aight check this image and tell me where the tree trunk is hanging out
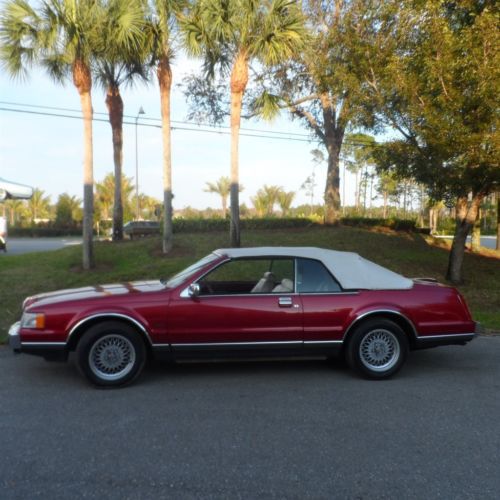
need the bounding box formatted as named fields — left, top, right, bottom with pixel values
left=229, top=51, right=249, bottom=247
left=355, top=170, right=360, bottom=211
left=471, top=209, right=481, bottom=252
left=321, top=93, right=343, bottom=224
left=383, top=191, right=388, bottom=219
left=324, top=139, right=342, bottom=224
left=105, top=84, right=124, bottom=241
left=429, top=208, right=434, bottom=233
left=446, top=195, right=482, bottom=284
left=158, top=55, right=174, bottom=254
left=496, top=192, right=500, bottom=251
left=73, top=59, right=94, bottom=270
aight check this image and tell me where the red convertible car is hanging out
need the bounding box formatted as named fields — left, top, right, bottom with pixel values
left=8, top=247, right=478, bottom=386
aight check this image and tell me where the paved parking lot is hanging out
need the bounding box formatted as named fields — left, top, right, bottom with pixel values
left=1, top=237, right=81, bottom=255
left=1, top=336, right=499, bottom=499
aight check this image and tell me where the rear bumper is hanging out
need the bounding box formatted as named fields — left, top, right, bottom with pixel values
left=8, top=321, right=68, bottom=361
left=415, top=323, right=481, bottom=349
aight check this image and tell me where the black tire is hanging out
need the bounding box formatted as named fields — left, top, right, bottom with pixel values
left=76, top=321, right=147, bottom=387
left=345, top=318, right=409, bottom=379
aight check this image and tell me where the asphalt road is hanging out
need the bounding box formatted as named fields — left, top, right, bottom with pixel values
left=1, top=336, right=500, bottom=499
left=2, top=237, right=82, bottom=255
left=435, top=235, right=497, bottom=250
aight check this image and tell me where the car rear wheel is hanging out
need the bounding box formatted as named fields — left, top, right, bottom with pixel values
left=346, top=318, right=409, bottom=379
left=76, top=321, right=146, bottom=387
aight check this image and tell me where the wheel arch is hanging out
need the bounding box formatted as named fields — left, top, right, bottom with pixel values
left=342, top=310, right=418, bottom=349
left=66, top=313, right=153, bottom=351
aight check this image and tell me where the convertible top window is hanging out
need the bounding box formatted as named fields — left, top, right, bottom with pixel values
left=296, top=258, right=342, bottom=293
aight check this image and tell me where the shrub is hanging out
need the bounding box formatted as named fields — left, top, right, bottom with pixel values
left=340, top=217, right=417, bottom=232
left=172, top=217, right=319, bottom=233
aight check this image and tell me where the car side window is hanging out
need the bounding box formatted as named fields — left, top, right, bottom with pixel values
left=296, top=258, right=342, bottom=293
left=198, top=258, right=294, bottom=295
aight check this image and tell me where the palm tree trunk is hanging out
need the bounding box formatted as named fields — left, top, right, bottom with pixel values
left=446, top=195, right=482, bottom=283
left=222, top=196, right=228, bottom=218
left=229, top=51, right=249, bottom=247
left=158, top=55, right=173, bottom=254
left=73, top=59, right=94, bottom=270
left=105, top=84, right=124, bottom=241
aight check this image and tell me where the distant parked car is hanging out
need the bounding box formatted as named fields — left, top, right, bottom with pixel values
left=8, top=246, right=478, bottom=387
left=123, top=220, right=160, bottom=239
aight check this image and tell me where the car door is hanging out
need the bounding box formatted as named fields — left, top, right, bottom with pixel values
left=297, top=258, right=357, bottom=343
left=166, top=257, right=303, bottom=350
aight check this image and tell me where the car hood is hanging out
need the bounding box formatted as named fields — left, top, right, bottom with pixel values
left=23, top=280, right=166, bottom=309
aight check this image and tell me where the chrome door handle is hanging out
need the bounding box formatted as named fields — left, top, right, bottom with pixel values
left=278, top=297, right=293, bottom=307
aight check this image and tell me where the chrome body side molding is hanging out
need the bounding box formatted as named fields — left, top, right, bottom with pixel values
left=67, top=313, right=153, bottom=346
left=343, top=309, right=418, bottom=340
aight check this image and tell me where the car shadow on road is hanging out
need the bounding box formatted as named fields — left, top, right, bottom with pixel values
left=6, top=345, right=474, bottom=389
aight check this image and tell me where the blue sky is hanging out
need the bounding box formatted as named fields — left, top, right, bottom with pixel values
left=0, top=57, right=360, bottom=211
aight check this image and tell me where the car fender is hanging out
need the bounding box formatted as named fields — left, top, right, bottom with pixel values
left=66, top=310, right=153, bottom=350
left=342, top=307, right=418, bottom=343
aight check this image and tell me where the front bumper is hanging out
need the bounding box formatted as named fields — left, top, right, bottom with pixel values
left=8, top=321, right=68, bottom=361
left=8, top=322, right=21, bottom=352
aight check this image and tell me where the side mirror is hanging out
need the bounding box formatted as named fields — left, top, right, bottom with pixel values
left=188, top=283, right=200, bottom=298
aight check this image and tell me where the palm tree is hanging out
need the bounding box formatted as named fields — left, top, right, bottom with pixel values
left=0, top=0, right=105, bottom=269
left=93, top=0, right=148, bottom=242
left=144, top=0, right=186, bottom=254
left=277, top=190, right=295, bottom=217
left=252, top=185, right=282, bottom=217
left=182, top=0, right=304, bottom=246
left=205, top=176, right=244, bottom=217
left=3, top=199, right=26, bottom=226
left=1, top=0, right=144, bottom=266
left=251, top=192, right=267, bottom=218
left=28, top=189, right=51, bottom=223
left=95, top=172, right=134, bottom=222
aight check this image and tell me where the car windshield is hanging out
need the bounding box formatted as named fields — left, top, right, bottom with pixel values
left=163, top=253, right=220, bottom=289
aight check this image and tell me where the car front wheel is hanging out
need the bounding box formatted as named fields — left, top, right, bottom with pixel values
left=346, top=319, right=409, bottom=379
left=76, top=321, right=146, bottom=387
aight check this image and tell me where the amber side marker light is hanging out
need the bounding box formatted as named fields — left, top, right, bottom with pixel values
left=35, top=314, right=45, bottom=329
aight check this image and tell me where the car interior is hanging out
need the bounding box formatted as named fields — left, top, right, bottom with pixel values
left=197, top=257, right=341, bottom=295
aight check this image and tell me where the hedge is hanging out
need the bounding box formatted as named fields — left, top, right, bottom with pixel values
left=7, top=216, right=427, bottom=237
left=340, top=217, right=418, bottom=232
left=173, top=217, right=318, bottom=233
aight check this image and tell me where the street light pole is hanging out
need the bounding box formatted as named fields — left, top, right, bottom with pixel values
left=135, top=106, right=145, bottom=220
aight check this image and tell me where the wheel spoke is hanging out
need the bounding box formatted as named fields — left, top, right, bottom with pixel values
left=89, top=334, right=136, bottom=381
left=359, top=329, right=400, bottom=372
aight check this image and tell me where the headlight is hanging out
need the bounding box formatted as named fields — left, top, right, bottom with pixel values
left=20, top=312, right=45, bottom=329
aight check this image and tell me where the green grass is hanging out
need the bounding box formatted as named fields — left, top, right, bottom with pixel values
left=1, top=226, right=499, bottom=343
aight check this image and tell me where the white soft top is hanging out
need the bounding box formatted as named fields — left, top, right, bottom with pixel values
left=214, top=246, right=413, bottom=290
